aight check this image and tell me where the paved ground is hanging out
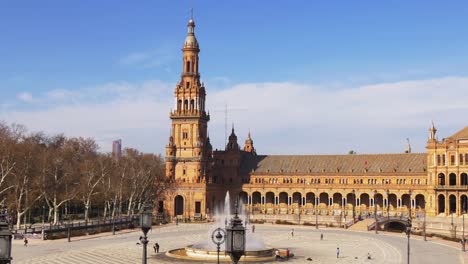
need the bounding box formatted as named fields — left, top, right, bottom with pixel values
left=12, top=223, right=464, bottom=264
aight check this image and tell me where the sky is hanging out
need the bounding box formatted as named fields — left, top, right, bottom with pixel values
left=1, top=1, right=468, bottom=155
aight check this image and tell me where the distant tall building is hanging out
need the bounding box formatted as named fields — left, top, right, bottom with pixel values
left=112, top=139, right=122, bottom=159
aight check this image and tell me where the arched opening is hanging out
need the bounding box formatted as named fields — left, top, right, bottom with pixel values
left=238, top=192, right=248, bottom=205
left=279, top=192, right=288, bottom=205
left=190, top=99, right=194, bottom=111
left=388, top=194, right=397, bottom=209
left=346, top=193, right=355, bottom=208
left=401, top=194, right=411, bottom=211
left=449, top=194, right=457, bottom=214
left=375, top=193, right=384, bottom=208
left=174, top=195, right=184, bottom=216
left=265, top=192, right=275, bottom=204
left=360, top=193, right=370, bottom=209
left=415, top=194, right=425, bottom=209
left=177, top=100, right=182, bottom=111
left=252, top=192, right=261, bottom=205
left=292, top=192, right=302, bottom=206
left=438, top=173, right=446, bottom=185
left=385, top=221, right=407, bottom=232
left=461, top=195, right=468, bottom=213
left=461, top=173, right=468, bottom=186
left=438, top=195, right=445, bottom=214
left=306, top=192, right=315, bottom=205
left=184, top=100, right=188, bottom=111
left=186, top=61, right=191, bottom=72
left=449, top=173, right=457, bottom=186
left=319, top=193, right=329, bottom=206
left=333, top=193, right=342, bottom=207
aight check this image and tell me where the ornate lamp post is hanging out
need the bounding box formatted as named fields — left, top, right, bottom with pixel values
left=226, top=200, right=246, bottom=264
left=139, top=204, right=153, bottom=264
left=406, top=215, right=412, bottom=264
left=0, top=222, right=12, bottom=264
left=211, top=227, right=226, bottom=264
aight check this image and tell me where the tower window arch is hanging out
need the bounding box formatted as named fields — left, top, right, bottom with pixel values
left=186, top=61, right=191, bottom=72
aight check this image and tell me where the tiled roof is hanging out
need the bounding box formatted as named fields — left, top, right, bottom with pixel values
left=447, top=126, right=468, bottom=140
left=240, top=153, right=427, bottom=175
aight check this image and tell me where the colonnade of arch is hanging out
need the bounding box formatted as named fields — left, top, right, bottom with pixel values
left=437, top=172, right=468, bottom=186
left=239, top=190, right=426, bottom=217
left=436, top=193, right=468, bottom=216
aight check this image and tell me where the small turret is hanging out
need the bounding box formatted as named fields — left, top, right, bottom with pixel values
left=243, top=131, right=256, bottom=154
left=226, top=125, right=239, bottom=151
left=405, top=138, right=411, bottom=153
left=429, top=121, right=437, bottom=141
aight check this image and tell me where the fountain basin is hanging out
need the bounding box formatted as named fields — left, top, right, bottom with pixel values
left=166, top=245, right=275, bottom=262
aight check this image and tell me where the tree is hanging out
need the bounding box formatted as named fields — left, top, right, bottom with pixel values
left=10, top=131, right=44, bottom=228
left=40, top=135, right=81, bottom=225
left=0, top=123, right=16, bottom=206
left=75, top=138, right=107, bottom=223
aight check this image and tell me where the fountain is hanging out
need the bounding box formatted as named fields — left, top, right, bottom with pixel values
left=166, top=191, right=275, bottom=262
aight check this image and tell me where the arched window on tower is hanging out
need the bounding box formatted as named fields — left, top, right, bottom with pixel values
left=186, top=61, right=191, bottom=72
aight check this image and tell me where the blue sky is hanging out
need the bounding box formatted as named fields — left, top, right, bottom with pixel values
left=1, top=1, right=468, bottom=154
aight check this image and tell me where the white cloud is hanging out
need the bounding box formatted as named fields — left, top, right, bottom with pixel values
left=17, top=92, right=33, bottom=102
left=2, top=77, right=468, bottom=155
left=118, top=49, right=175, bottom=69
left=118, top=52, right=153, bottom=65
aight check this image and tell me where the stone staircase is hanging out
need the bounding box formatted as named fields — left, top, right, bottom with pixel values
left=348, top=219, right=375, bottom=231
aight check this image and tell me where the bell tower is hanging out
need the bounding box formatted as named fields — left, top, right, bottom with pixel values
left=164, top=15, right=213, bottom=220
left=166, top=15, right=210, bottom=182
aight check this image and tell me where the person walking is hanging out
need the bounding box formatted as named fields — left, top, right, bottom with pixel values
left=320, top=233, right=323, bottom=240
left=24, top=237, right=28, bottom=247
left=153, top=242, right=160, bottom=253
left=291, top=228, right=294, bottom=237
left=336, top=247, right=340, bottom=259
left=252, top=224, right=255, bottom=233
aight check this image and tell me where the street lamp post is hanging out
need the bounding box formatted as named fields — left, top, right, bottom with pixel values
left=374, top=190, right=378, bottom=234
left=406, top=220, right=412, bottom=264
left=112, top=215, right=116, bottom=235
left=423, top=199, right=427, bottom=242
left=139, top=203, right=153, bottom=264
left=67, top=215, right=71, bottom=243
left=226, top=199, right=246, bottom=264
left=462, top=200, right=466, bottom=252
left=352, top=190, right=356, bottom=224
left=0, top=222, right=12, bottom=264
left=407, top=189, right=412, bottom=264
left=211, top=227, right=226, bottom=264
left=315, top=196, right=319, bottom=229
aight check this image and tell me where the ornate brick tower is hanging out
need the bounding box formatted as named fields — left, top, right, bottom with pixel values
left=164, top=16, right=211, bottom=220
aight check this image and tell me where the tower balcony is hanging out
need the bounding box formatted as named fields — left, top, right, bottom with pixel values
left=170, top=109, right=210, bottom=121
left=181, top=72, right=200, bottom=78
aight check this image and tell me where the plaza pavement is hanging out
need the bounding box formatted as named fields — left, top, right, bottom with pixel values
left=12, top=223, right=464, bottom=264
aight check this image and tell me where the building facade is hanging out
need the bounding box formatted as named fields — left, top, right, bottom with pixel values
left=160, top=17, right=468, bottom=221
